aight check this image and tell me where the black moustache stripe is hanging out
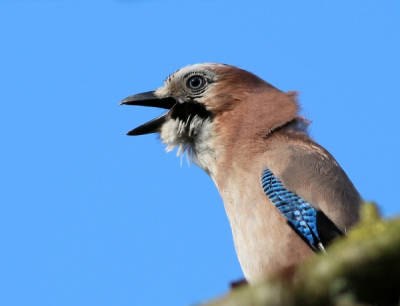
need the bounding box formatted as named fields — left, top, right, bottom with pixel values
left=169, top=102, right=213, bottom=123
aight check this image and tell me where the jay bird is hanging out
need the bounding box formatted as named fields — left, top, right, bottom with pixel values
left=120, top=63, right=362, bottom=283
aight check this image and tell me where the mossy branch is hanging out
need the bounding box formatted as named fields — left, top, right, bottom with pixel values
left=203, top=203, right=400, bottom=306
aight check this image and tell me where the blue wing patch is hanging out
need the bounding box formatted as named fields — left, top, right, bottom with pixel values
left=261, top=168, right=321, bottom=249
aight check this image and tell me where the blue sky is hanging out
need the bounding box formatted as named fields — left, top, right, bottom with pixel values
left=1, top=1, right=399, bottom=305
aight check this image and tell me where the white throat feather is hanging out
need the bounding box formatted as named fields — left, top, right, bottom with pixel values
left=160, top=115, right=218, bottom=177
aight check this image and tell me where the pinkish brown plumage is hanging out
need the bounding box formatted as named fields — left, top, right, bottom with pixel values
left=120, top=63, right=362, bottom=282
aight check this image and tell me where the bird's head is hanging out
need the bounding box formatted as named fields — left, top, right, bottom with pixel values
left=120, top=63, right=303, bottom=175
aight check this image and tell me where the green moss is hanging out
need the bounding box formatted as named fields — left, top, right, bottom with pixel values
left=203, top=203, right=400, bottom=306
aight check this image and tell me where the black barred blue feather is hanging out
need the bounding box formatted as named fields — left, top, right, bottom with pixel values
left=261, top=168, right=322, bottom=249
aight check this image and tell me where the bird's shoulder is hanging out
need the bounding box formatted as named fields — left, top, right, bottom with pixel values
left=263, top=127, right=361, bottom=231
left=263, top=127, right=339, bottom=178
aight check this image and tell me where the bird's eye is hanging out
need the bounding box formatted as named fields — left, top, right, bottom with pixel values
left=187, top=76, right=205, bottom=89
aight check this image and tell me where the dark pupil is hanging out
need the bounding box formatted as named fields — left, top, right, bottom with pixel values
left=190, top=77, right=202, bottom=88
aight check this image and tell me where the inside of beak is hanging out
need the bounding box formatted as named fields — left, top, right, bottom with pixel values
left=120, top=91, right=177, bottom=136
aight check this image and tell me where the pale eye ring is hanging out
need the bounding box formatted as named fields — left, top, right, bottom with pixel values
left=187, top=76, right=205, bottom=89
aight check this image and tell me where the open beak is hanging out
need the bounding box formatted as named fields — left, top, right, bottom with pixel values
left=120, top=91, right=177, bottom=136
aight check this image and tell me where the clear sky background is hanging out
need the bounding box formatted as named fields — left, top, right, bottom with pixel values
left=1, top=1, right=399, bottom=305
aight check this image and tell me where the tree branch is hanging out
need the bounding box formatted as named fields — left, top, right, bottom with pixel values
left=203, top=203, right=400, bottom=306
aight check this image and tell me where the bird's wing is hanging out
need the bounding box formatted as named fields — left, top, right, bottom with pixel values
left=262, top=135, right=361, bottom=248
left=280, top=140, right=361, bottom=229
left=261, top=168, right=326, bottom=251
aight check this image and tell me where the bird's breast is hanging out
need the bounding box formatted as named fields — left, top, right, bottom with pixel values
left=215, top=160, right=314, bottom=282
